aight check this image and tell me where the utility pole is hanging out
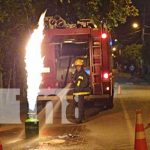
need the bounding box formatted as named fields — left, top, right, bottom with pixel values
left=141, top=0, right=150, bottom=74
left=141, top=10, right=145, bottom=45
left=141, top=1, right=146, bottom=75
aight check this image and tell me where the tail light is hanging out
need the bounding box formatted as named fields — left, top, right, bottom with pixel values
left=101, top=33, right=107, bottom=39
left=106, top=86, right=110, bottom=91
left=103, top=72, right=109, bottom=80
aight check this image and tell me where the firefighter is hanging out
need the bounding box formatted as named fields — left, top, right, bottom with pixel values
left=72, top=59, right=90, bottom=123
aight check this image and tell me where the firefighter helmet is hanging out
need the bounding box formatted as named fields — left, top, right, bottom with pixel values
left=74, top=59, right=84, bottom=66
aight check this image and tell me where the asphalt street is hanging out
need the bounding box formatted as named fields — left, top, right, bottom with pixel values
left=0, top=73, right=150, bottom=150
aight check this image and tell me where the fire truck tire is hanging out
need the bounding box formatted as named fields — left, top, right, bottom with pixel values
left=107, top=97, right=113, bottom=109
left=106, top=88, right=114, bottom=109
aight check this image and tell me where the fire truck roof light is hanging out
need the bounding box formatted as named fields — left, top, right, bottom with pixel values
left=101, top=33, right=107, bottom=39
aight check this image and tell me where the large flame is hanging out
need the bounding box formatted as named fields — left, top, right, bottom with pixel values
left=25, top=11, right=46, bottom=111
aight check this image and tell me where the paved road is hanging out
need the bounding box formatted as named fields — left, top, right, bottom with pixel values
left=84, top=83, right=150, bottom=149
left=1, top=74, right=150, bottom=150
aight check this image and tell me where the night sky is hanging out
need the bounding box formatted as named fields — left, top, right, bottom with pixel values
left=115, top=0, right=150, bottom=45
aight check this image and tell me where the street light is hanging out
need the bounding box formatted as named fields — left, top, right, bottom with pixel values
left=114, top=39, right=118, bottom=42
left=132, top=22, right=139, bottom=29
left=112, top=47, right=117, bottom=51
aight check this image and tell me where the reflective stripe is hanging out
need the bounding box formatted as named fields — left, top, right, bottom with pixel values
left=42, top=67, right=50, bottom=73
left=136, top=114, right=143, bottom=124
left=73, top=92, right=90, bottom=96
left=135, top=131, right=146, bottom=140
left=78, top=76, right=84, bottom=80
left=77, top=80, right=81, bottom=87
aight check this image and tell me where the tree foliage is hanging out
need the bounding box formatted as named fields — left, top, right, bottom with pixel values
left=43, top=0, right=139, bottom=28
left=0, top=0, right=34, bottom=87
left=122, top=44, right=143, bottom=66
left=0, top=0, right=139, bottom=87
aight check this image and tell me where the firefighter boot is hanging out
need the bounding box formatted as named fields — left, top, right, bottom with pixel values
left=77, top=95, right=85, bottom=124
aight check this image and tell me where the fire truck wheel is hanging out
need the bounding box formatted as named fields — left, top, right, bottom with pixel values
left=106, top=88, right=114, bottom=109
left=107, top=97, right=113, bottom=109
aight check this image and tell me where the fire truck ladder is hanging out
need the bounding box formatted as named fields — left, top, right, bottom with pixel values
left=90, top=40, right=102, bottom=94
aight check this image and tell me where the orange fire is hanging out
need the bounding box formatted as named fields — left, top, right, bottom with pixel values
left=25, top=11, right=46, bottom=111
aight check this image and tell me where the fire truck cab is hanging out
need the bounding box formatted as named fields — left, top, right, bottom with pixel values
left=39, top=19, right=114, bottom=109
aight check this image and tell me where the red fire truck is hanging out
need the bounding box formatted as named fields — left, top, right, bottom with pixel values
left=39, top=18, right=114, bottom=109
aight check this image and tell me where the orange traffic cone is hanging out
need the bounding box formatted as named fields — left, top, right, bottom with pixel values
left=134, top=110, right=148, bottom=150
left=117, top=85, right=121, bottom=95
left=0, top=140, right=3, bottom=150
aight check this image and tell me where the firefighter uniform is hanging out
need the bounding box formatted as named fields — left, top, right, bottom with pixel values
left=72, top=59, right=90, bottom=123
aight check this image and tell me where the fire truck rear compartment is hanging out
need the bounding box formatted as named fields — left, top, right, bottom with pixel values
left=56, top=42, right=90, bottom=88
left=40, top=28, right=114, bottom=108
